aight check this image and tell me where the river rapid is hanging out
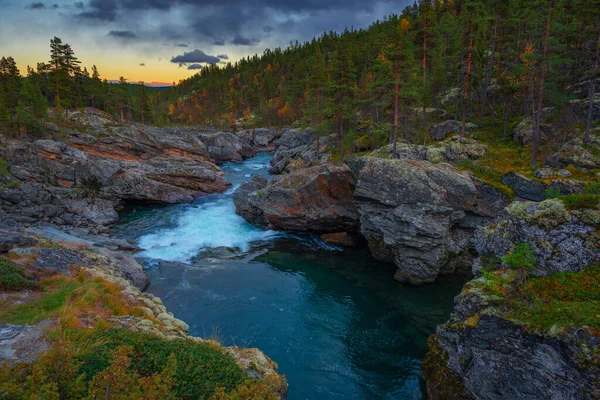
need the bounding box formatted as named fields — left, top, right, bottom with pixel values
left=113, top=153, right=465, bottom=400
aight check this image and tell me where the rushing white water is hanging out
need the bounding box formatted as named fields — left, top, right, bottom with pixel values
left=135, top=153, right=281, bottom=263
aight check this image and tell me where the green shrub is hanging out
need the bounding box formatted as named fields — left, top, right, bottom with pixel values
left=0, top=328, right=253, bottom=400
left=506, top=266, right=600, bottom=332
left=545, top=187, right=561, bottom=199
left=0, top=157, right=9, bottom=176
left=0, top=258, right=35, bottom=291
left=558, top=194, right=600, bottom=210
left=78, top=329, right=247, bottom=399
left=584, top=181, right=600, bottom=195
left=500, top=242, right=536, bottom=271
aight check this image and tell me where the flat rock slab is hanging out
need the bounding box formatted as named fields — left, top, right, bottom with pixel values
left=9, top=247, right=92, bottom=273
left=0, top=231, right=38, bottom=253
left=0, top=321, right=53, bottom=364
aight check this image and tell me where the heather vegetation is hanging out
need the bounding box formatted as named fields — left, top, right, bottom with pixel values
left=0, top=267, right=283, bottom=400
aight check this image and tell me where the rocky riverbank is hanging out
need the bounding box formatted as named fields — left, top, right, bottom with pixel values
left=421, top=197, right=600, bottom=399
left=0, top=111, right=287, bottom=398
left=0, top=226, right=287, bottom=399
left=235, top=130, right=509, bottom=284
left=0, top=109, right=281, bottom=236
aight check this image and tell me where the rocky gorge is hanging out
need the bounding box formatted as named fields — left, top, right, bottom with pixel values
left=1, top=109, right=599, bottom=399
left=230, top=120, right=600, bottom=398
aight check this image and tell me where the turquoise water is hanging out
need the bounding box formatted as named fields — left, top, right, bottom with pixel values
left=114, top=154, right=464, bottom=400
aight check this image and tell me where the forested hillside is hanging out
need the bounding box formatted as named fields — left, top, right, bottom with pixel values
left=163, top=0, right=600, bottom=165
left=1, top=0, right=599, bottom=168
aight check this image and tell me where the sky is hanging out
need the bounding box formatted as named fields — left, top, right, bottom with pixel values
left=0, top=0, right=411, bottom=85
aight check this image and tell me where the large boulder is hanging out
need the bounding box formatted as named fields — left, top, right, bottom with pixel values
left=546, top=134, right=600, bottom=170
left=268, top=129, right=333, bottom=174
left=233, top=175, right=269, bottom=229
left=501, top=172, right=584, bottom=201
left=234, top=164, right=359, bottom=232
left=352, top=157, right=508, bottom=284
left=204, top=132, right=256, bottom=163
left=429, top=120, right=476, bottom=141
left=369, top=137, right=487, bottom=164
left=513, top=117, right=558, bottom=145
left=476, top=199, right=600, bottom=277
left=236, top=128, right=280, bottom=149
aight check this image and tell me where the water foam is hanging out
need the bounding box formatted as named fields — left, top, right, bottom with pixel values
left=137, top=198, right=279, bottom=262
left=136, top=153, right=278, bottom=263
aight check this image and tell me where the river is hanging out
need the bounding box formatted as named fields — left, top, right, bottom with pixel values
left=113, top=153, right=464, bottom=400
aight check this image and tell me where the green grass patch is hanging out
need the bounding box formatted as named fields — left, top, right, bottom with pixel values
left=0, top=279, right=78, bottom=324
left=0, top=258, right=36, bottom=291
left=0, top=271, right=141, bottom=326
left=558, top=194, right=600, bottom=210
left=0, top=157, right=9, bottom=176
left=478, top=266, right=600, bottom=333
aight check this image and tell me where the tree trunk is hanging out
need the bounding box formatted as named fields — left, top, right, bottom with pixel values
left=393, top=80, right=400, bottom=159
left=532, top=0, right=552, bottom=169
left=339, top=113, right=344, bottom=159
left=480, top=10, right=500, bottom=125
left=461, top=23, right=475, bottom=138
left=585, top=31, right=600, bottom=143
left=503, top=97, right=510, bottom=141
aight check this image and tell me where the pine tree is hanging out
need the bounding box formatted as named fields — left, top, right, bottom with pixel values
left=306, top=46, right=327, bottom=126
left=0, top=90, right=10, bottom=133
left=0, top=56, right=21, bottom=110
left=328, top=42, right=357, bottom=158
left=115, top=77, right=131, bottom=122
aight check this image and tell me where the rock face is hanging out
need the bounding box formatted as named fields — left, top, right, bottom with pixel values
left=476, top=199, right=600, bottom=277
left=234, top=164, right=359, bottom=232
left=0, top=110, right=270, bottom=233
left=352, top=157, right=508, bottom=284
left=269, top=128, right=333, bottom=174
left=423, top=313, right=600, bottom=400
left=422, top=200, right=600, bottom=400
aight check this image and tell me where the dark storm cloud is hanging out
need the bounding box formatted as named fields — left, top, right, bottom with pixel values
left=72, top=0, right=397, bottom=44
left=26, top=2, right=46, bottom=9
left=107, top=30, right=139, bottom=39
left=217, top=54, right=228, bottom=60
left=231, top=35, right=259, bottom=46
left=175, top=43, right=188, bottom=47
left=171, top=49, right=220, bottom=65
left=187, top=64, right=203, bottom=70
left=73, top=1, right=84, bottom=8
left=78, top=0, right=117, bottom=21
